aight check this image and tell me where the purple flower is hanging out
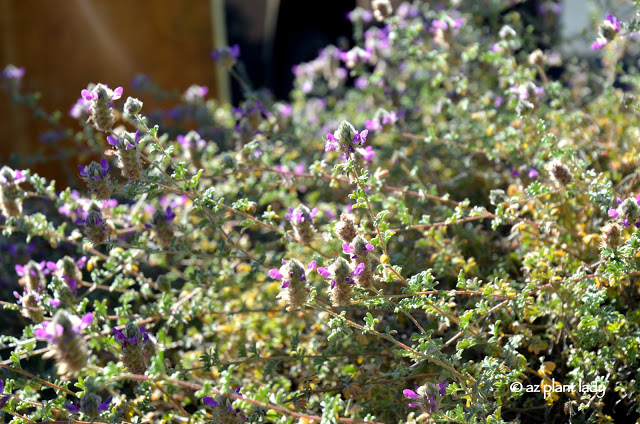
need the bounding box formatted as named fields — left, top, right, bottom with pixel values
left=269, top=269, right=284, bottom=280
left=352, top=130, right=368, bottom=146
left=438, top=380, right=447, bottom=396
left=606, top=14, right=621, bottom=32
left=403, top=389, right=419, bottom=400
left=343, top=244, right=355, bottom=255
left=352, top=263, right=366, bottom=276
left=1, top=65, right=25, bottom=80
left=98, top=396, right=112, bottom=411
left=34, top=321, right=64, bottom=342
left=307, top=260, right=317, bottom=271
left=165, top=206, right=176, bottom=222
left=317, top=267, right=331, bottom=278
left=325, top=133, right=340, bottom=152
left=528, top=167, right=539, bottom=179
left=66, top=402, right=81, bottom=413
left=608, top=209, right=619, bottom=219
left=592, top=39, right=607, bottom=50
left=203, top=396, right=218, bottom=407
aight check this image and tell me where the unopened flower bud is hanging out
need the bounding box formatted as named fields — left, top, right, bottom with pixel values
left=123, top=97, right=143, bottom=116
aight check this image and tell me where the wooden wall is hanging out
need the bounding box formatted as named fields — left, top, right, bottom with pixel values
left=0, top=0, right=219, bottom=184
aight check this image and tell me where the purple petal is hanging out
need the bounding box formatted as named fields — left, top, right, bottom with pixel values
left=608, top=209, right=619, bottom=219
left=438, top=380, right=447, bottom=396
left=15, top=264, right=25, bottom=276
left=365, top=243, right=374, bottom=251
left=66, top=403, right=81, bottom=413
left=34, top=328, right=49, bottom=340
left=98, top=396, right=113, bottom=411
left=203, top=396, right=218, bottom=407
left=269, top=269, right=284, bottom=280
left=307, top=260, right=317, bottom=270
left=112, top=86, right=123, bottom=100
left=113, top=327, right=126, bottom=341
left=352, top=263, right=365, bottom=276
left=281, top=280, right=291, bottom=289
left=100, top=158, right=109, bottom=171
left=343, top=244, right=354, bottom=254
left=81, top=89, right=94, bottom=101
left=49, top=299, right=61, bottom=307
left=404, top=389, right=420, bottom=399
left=107, top=135, right=118, bottom=146
left=317, top=267, right=331, bottom=278
left=80, top=313, right=93, bottom=329
left=408, top=402, right=418, bottom=408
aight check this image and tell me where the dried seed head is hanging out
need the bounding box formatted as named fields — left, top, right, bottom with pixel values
left=546, top=160, right=572, bottom=187
left=499, top=25, right=517, bottom=41
left=21, top=292, right=44, bottom=323
left=335, top=213, right=357, bottom=243
left=528, top=49, right=546, bottom=67
left=0, top=166, right=23, bottom=217
left=601, top=222, right=621, bottom=248
left=371, top=0, right=393, bottom=22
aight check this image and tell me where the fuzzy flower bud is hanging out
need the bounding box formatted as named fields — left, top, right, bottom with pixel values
left=211, top=44, right=241, bottom=69
left=318, top=257, right=354, bottom=306
left=55, top=256, right=84, bottom=297
left=371, top=0, right=393, bottom=22
left=113, top=323, right=156, bottom=374
left=35, top=311, right=92, bottom=375
left=81, top=83, right=123, bottom=132
left=271, top=258, right=314, bottom=311
left=546, top=159, right=572, bottom=187
left=123, top=96, right=143, bottom=116
left=152, top=206, right=176, bottom=249
left=0, top=166, right=24, bottom=217
left=78, top=158, right=113, bottom=199
left=286, top=204, right=318, bottom=244
left=77, top=203, right=109, bottom=244
left=601, top=222, right=622, bottom=248
left=335, top=213, right=357, bottom=243
left=107, top=131, right=143, bottom=181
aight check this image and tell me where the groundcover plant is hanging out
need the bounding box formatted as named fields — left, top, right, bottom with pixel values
left=2, top=1, right=640, bottom=423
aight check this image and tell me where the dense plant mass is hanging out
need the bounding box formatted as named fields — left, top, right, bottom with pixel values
left=3, top=1, right=640, bottom=423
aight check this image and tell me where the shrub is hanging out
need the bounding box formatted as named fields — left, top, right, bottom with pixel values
left=1, top=2, right=640, bottom=423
